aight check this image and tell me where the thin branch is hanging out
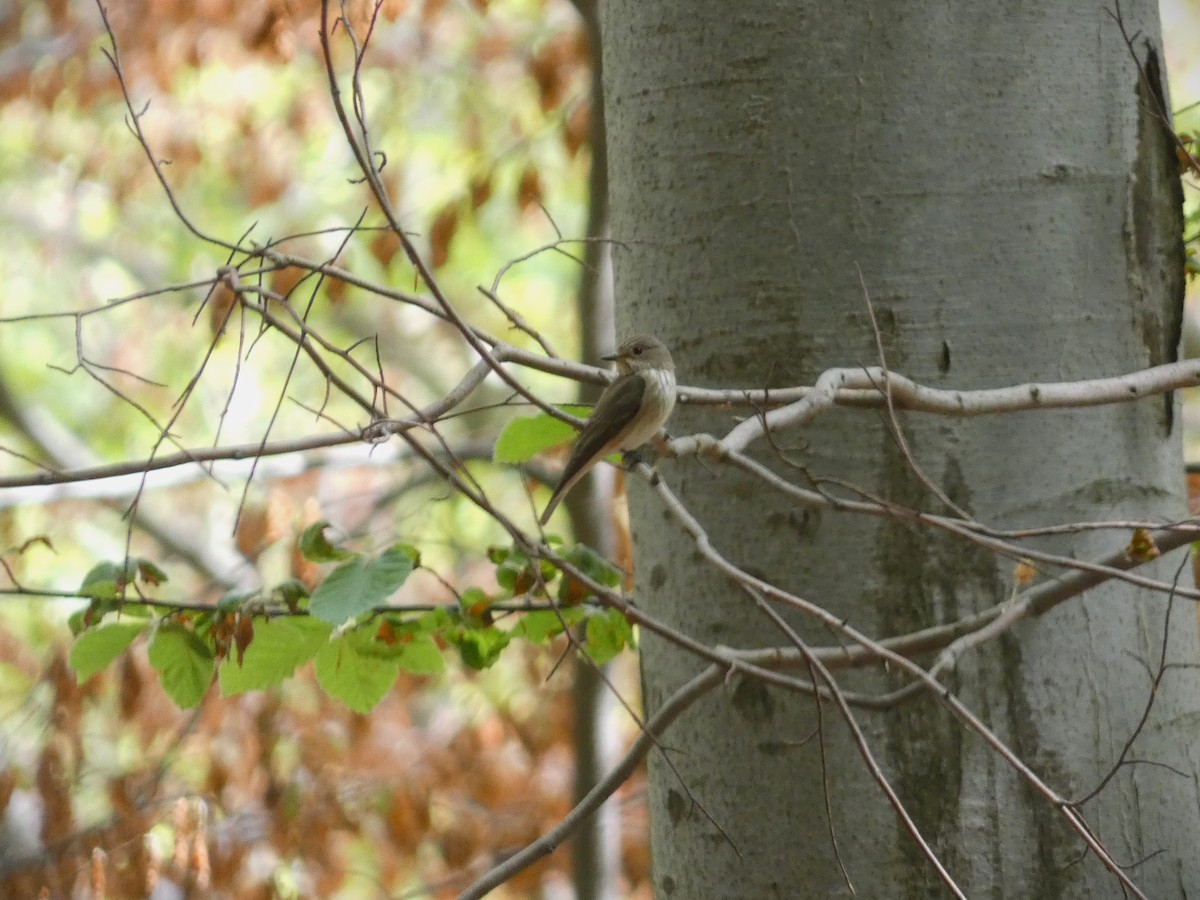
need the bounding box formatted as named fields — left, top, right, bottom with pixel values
left=645, top=469, right=1149, bottom=897
left=700, top=359, right=1200, bottom=454
left=751, top=589, right=959, bottom=897
left=461, top=665, right=725, bottom=899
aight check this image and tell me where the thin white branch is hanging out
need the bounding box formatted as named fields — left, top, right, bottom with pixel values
left=670, top=359, right=1200, bottom=454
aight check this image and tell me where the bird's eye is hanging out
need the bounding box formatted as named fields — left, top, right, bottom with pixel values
left=632, top=346, right=643, bottom=355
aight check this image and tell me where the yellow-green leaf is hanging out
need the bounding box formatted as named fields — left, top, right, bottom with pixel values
left=493, top=406, right=589, bottom=464
left=68, top=621, right=148, bottom=682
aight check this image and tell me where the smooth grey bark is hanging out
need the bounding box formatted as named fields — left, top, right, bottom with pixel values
left=601, top=2, right=1200, bottom=897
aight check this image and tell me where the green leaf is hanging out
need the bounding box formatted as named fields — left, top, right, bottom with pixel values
left=78, top=561, right=131, bottom=600
left=135, top=559, right=169, bottom=586
left=67, top=608, right=88, bottom=636
left=454, top=626, right=511, bottom=670
left=314, top=632, right=401, bottom=713
left=557, top=543, right=623, bottom=604
left=492, top=406, right=589, bottom=464
left=415, top=608, right=453, bottom=635
left=218, top=616, right=332, bottom=696
left=492, top=546, right=551, bottom=596
left=69, top=600, right=118, bottom=636
left=297, top=520, right=353, bottom=563
left=310, top=546, right=415, bottom=624
left=392, top=543, right=422, bottom=568
left=68, top=621, right=149, bottom=682
left=584, top=609, right=634, bottom=665
left=515, top=607, right=586, bottom=643
left=396, top=635, right=445, bottom=675
left=457, top=588, right=498, bottom=630
left=77, top=559, right=166, bottom=599
left=148, top=623, right=215, bottom=708
left=563, top=544, right=623, bottom=590
left=309, top=558, right=370, bottom=623
left=372, top=545, right=416, bottom=593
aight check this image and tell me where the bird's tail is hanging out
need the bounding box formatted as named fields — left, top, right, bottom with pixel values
left=538, top=484, right=567, bottom=526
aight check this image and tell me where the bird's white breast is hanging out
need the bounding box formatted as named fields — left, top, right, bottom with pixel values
left=619, top=368, right=677, bottom=449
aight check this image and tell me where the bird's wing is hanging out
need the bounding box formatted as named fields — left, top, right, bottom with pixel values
left=539, top=374, right=647, bottom=525
left=559, top=372, right=646, bottom=484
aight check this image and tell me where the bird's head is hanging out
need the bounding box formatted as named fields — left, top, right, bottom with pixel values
left=604, top=334, right=674, bottom=375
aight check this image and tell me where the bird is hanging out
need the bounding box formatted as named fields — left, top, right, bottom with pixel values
left=539, top=334, right=676, bottom=525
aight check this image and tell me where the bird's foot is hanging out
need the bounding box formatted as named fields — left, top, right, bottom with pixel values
left=621, top=448, right=646, bottom=469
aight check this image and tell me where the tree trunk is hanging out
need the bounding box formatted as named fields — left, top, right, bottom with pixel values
left=566, top=4, right=622, bottom=897
left=601, top=1, right=1200, bottom=895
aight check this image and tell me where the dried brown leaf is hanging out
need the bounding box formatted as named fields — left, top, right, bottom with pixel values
left=429, top=204, right=460, bottom=269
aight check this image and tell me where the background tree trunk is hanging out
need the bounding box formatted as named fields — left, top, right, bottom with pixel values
left=565, top=2, right=622, bottom=897
left=601, top=1, right=1200, bottom=895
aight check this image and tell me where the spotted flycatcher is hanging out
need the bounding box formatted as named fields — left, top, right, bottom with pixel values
left=539, top=334, right=676, bottom=525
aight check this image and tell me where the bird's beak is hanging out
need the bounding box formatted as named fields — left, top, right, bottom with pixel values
left=602, top=350, right=620, bottom=362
